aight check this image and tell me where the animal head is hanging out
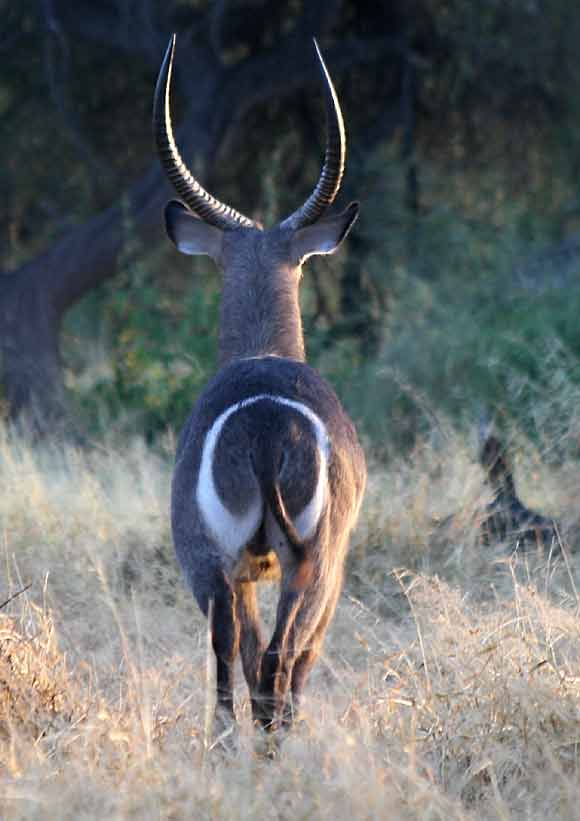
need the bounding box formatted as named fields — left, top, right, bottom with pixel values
left=154, top=36, right=359, bottom=286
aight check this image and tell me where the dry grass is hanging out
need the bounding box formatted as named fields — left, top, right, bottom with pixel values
left=2, top=421, right=580, bottom=819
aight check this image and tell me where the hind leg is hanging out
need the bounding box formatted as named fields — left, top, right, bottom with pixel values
left=282, top=574, right=343, bottom=726
left=209, top=570, right=240, bottom=720
left=178, top=539, right=241, bottom=722
left=235, top=580, right=265, bottom=713
left=254, top=586, right=301, bottom=730
left=255, top=558, right=330, bottom=730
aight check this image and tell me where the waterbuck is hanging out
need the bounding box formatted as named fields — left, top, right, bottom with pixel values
left=479, top=431, right=557, bottom=552
left=154, top=35, right=366, bottom=731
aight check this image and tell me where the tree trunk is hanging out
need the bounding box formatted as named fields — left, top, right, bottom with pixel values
left=1, top=276, right=65, bottom=434
left=0, top=161, right=166, bottom=437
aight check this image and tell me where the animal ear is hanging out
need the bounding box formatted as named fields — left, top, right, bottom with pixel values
left=291, top=201, right=359, bottom=263
left=164, top=200, right=223, bottom=261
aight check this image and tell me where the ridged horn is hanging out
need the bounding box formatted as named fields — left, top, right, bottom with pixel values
left=153, top=35, right=255, bottom=230
left=280, top=39, right=346, bottom=230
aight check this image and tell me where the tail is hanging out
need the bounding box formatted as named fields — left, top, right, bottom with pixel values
left=253, top=447, right=315, bottom=591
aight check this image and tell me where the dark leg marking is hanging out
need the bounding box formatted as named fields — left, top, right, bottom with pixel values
left=254, top=588, right=302, bottom=730
left=211, top=571, right=240, bottom=717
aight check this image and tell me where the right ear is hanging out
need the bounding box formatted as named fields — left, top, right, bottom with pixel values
left=164, top=200, right=223, bottom=262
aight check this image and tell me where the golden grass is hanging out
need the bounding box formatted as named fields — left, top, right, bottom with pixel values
left=2, top=422, right=580, bottom=818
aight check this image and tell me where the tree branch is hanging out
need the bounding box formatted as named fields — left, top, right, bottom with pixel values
left=3, top=31, right=404, bottom=312
left=212, top=34, right=410, bottom=166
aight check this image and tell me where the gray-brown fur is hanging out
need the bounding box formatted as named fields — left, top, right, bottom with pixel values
left=171, top=358, right=365, bottom=727
left=157, top=37, right=366, bottom=731
left=218, top=228, right=305, bottom=364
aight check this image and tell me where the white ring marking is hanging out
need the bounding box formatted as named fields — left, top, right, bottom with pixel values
left=196, top=394, right=329, bottom=557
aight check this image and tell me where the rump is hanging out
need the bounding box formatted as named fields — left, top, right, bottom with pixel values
left=196, top=393, right=330, bottom=565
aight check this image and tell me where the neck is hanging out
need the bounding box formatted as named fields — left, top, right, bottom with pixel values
left=218, top=273, right=305, bottom=365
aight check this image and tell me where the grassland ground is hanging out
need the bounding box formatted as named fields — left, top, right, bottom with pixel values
left=2, top=421, right=580, bottom=819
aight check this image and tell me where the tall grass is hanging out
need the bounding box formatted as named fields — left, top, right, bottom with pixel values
left=2, top=416, right=580, bottom=819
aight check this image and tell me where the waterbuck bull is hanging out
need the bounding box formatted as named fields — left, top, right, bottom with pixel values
left=154, top=36, right=366, bottom=731
left=479, top=431, right=557, bottom=551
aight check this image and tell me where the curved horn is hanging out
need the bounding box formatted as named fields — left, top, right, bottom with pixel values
left=280, top=40, right=346, bottom=230
left=153, top=35, right=255, bottom=230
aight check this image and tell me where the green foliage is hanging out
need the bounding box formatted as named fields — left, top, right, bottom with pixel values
left=11, top=0, right=580, bottom=448
left=66, top=237, right=219, bottom=438
left=301, top=142, right=580, bottom=455
left=62, top=136, right=580, bottom=455
left=106, top=277, right=218, bottom=438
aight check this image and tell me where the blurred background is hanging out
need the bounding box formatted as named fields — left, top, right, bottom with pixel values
left=3, top=0, right=580, bottom=455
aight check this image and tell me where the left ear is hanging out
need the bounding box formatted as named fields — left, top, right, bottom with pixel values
left=291, top=201, right=360, bottom=263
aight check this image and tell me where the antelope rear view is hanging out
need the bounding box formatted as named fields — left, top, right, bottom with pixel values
left=154, top=35, right=366, bottom=732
